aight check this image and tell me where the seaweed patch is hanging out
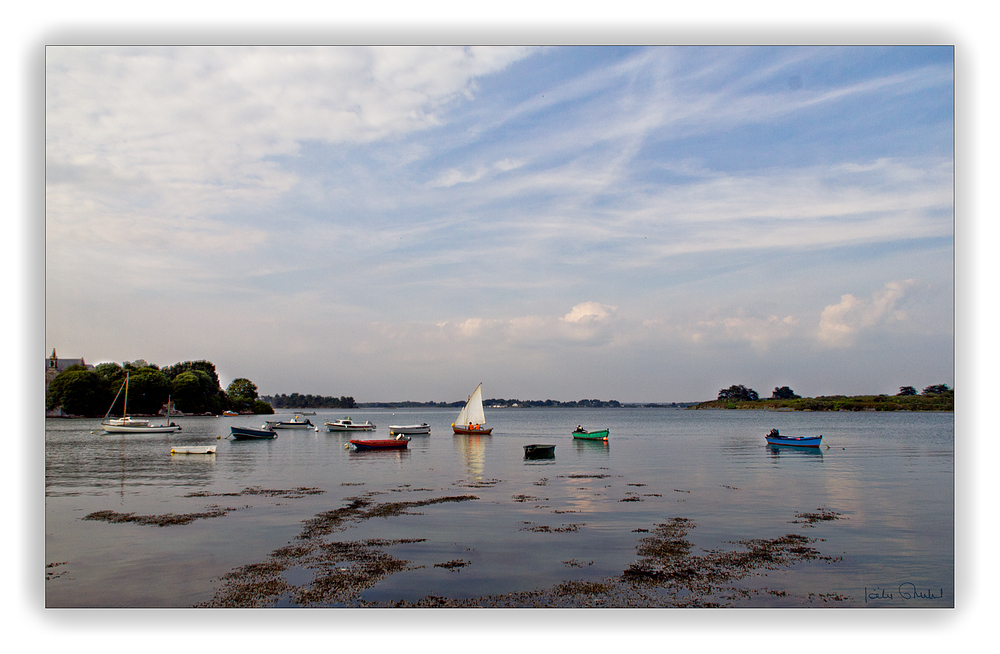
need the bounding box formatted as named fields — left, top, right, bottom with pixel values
left=84, top=506, right=238, bottom=527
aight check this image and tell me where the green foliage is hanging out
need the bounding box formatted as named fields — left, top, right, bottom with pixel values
left=163, top=361, right=225, bottom=414
left=227, top=378, right=258, bottom=400
left=771, top=386, right=800, bottom=400
left=264, top=393, right=356, bottom=409
left=922, top=384, right=951, bottom=396
left=695, top=389, right=953, bottom=412
left=49, top=358, right=265, bottom=418
left=718, top=385, right=759, bottom=402
left=121, top=368, right=172, bottom=415
left=897, top=386, right=917, bottom=396
left=46, top=369, right=111, bottom=416
left=251, top=399, right=275, bottom=415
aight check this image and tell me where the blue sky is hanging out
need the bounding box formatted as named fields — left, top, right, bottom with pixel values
left=45, top=45, right=954, bottom=402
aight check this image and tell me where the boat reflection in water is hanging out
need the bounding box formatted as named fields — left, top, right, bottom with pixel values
left=573, top=438, right=609, bottom=456
left=766, top=444, right=824, bottom=462
left=454, top=433, right=489, bottom=481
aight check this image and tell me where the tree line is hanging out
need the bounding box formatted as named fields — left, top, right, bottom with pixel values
left=262, top=393, right=357, bottom=409
left=46, top=359, right=274, bottom=417
left=702, top=383, right=953, bottom=411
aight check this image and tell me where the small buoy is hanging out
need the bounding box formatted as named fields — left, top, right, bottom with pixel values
left=217, top=435, right=222, bottom=439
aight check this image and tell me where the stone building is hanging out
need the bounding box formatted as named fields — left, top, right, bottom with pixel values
left=45, top=348, right=93, bottom=394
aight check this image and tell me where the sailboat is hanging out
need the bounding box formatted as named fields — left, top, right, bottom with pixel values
left=101, top=373, right=182, bottom=434
left=452, top=383, right=493, bottom=435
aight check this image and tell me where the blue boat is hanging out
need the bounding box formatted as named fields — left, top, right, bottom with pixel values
left=765, top=428, right=821, bottom=448
left=230, top=425, right=277, bottom=440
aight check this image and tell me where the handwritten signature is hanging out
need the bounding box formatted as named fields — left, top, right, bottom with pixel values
left=864, top=583, right=946, bottom=603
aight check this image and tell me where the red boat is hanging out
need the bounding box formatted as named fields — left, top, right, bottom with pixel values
left=349, top=437, right=409, bottom=451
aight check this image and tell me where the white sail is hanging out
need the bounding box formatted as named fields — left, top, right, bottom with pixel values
left=455, top=383, right=487, bottom=426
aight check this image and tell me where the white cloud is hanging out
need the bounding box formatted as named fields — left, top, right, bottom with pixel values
left=46, top=45, right=534, bottom=249
left=693, top=312, right=801, bottom=351
left=562, top=301, right=616, bottom=323
left=818, top=280, right=918, bottom=347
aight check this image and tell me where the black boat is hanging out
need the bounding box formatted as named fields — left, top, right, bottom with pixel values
left=523, top=444, right=556, bottom=459
left=230, top=425, right=277, bottom=440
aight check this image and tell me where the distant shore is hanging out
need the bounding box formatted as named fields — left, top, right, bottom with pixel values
left=692, top=393, right=953, bottom=412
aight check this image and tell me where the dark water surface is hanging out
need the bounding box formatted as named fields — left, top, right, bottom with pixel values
left=44, top=408, right=953, bottom=607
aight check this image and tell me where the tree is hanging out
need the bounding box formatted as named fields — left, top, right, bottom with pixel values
left=897, top=386, right=917, bottom=396
left=771, top=386, right=800, bottom=400
left=94, top=362, right=126, bottom=388
left=921, top=384, right=951, bottom=396
left=227, top=378, right=259, bottom=412
left=123, top=368, right=172, bottom=415
left=718, top=385, right=759, bottom=402
left=251, top=399, right=275, bottom=415
left=46, top=368, right=111, bottom=416
left=227, top=378, right=258, bottom=401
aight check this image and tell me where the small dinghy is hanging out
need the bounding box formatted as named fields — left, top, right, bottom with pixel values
left=170, top=446, right=216, bottom=455
left=326, top=417, right=377, bottom=431
left=389, top=423, right=431, bottom=435
left=523, top=444, right=556, bottom=459
left=348, top=436, right=410, bottom=451
left=572, top=427, right=609, bottom=441
left=267, top=416, right=315, bottom=429
left=765, top=429, right=822, bottom=448
left=452, top=383, right=494, bottom=435
left=230, top=425, right=277, bottom=440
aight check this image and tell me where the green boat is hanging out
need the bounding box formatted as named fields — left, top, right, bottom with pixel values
left=572, top=427, right=609, bottom=441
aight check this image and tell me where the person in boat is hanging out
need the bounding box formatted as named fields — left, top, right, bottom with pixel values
left=768, top=428, right=779, bottom=437
left=575, top=425, right=583, bottom=433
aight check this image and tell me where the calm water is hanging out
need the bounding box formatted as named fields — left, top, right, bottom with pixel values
left=44, top=408, right=954, bottom=608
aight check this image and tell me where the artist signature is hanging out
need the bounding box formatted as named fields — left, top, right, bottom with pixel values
left=864, top=583, right=947, bottom=603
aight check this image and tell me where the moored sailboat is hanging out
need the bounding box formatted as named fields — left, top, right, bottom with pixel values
left=452, top=383, right=493, bottom=434
left=101, top=373, right=182, bottom=434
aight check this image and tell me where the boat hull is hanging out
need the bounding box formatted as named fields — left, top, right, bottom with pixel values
left=326, top=423, right=376, bottom=431
left=766, top=436, right=822, bottom=448
left=170, top=446, right=217, bottom=455
left=389, top=423, right=431, bottom=435
left=453, top=426, right=493, bottom=435
left=102, top=423, right=181, bottom=433
left=349, top=438, right=409, bottom=450
left=572, top=429, right=609, bottom=441
left=523, top=444, right=556, bottom=459
left=267, top=421, right=314, bottom=429
left=230, top=426, right=277, bottom=440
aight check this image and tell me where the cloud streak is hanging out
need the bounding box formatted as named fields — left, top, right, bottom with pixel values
left=45, top=46, right=954, bottom=401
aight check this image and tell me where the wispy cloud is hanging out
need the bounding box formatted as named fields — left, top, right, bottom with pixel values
left=45, top=46, right=954, bottom=400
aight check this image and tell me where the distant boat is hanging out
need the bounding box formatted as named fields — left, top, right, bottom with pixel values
left=326, top=417, right=376, bottom=431
left=230, top=425, right=277, bottom=440
left=266, top=416, right=315, bottom=429
left=389, top=423, right=431, bottom=435
left=572, top=427, right=609, bottom=441
left=765, top=429, right=822, bottom=448
left=222, top=410, right=239, bottom=417
left=170, top=445, right=217, bottom=455
left=452, top=383, right=493, bottom=435
left=101, top=374, right=181, bottom=434
left=349, top=436, right=410, bottom=451
left=523, top=444, right=556, bottom=459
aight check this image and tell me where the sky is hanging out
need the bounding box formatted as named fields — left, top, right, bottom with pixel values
left=44, top=45, right=955, bottom=402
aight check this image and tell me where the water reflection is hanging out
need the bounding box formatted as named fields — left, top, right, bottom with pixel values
left=347, top=449, right=411, bottom=463
left=572, top=439, right=610, bottom=456
left=766, top=444, right=824, bottom=462
left=454, top=434, right=489, bottom=480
